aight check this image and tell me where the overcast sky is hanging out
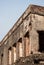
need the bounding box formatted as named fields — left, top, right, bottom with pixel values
left=0, top=0, right=44, bottom=41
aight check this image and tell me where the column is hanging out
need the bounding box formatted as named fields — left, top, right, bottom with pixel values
left=25, top=37, right=29, bottom=56
left=13, top=47, right=16, bottom=62
left=8, top=47, right=12, bottom=65
left=22, top=37, right=25, bottom=57
left=23, top=37, right=26, bottom=57
left=24, top=31, right=30, bottom=56
left=16, top=42, right=19, bottom=59
left=3, top=46, right=8, bottom=65
left=11, top=47, right=14, bottom=64
left=19, top=42, right=23, bottom=57
left=30, top=29, right=39, bottom=54
left=12, top=44, right=16, bottom=63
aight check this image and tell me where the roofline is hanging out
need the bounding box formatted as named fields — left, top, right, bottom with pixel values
left=0, top=4, right=44, bottom=46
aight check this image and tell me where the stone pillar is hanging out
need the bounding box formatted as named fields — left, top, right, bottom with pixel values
left=23, top=31, right=30, bottom=56
left=21, top=37, right=24, bottom=57
left=22, top=36, right=30, bottom=57
left=24, top=37, right=30, bottom=56
left=16, top=43, right=19, bottom=59
left=30, top=29, right=39, bottom=53
left=22, top=37, right=26, bottom=57
left=19, top=42, right=23, bottom=57
left=29, top=30, right=31, bottom=54
left=11, top=47, right=14, bottom=64
left=3, top=46, right=8, bottom=65
left=8, top=47, right=12, bottom=65
left=25, top=37, right=29, bottom=56
left=14, top=47, right=16, bottom=62
left=12, top=46, right=16, bottom=64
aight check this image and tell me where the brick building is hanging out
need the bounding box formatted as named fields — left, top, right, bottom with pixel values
left=0, top=4, right=44, bottom=65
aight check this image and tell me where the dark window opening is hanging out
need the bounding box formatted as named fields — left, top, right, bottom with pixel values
left=18, top=38, right=22, bottom=43
left=24, top=31, right=29, bottom=38
left=29, top=22, right=32, bottom=26
left=34, top=59, right=44, bottom=64
left=13, top=43, right=16, bottom=47
left=1, top=54, right=3, bottom=57
left=34, top=59, right=39, bottom=64
left=8, top=47, right=12, bottom=50
left=38, top=31, right=44, bottom=52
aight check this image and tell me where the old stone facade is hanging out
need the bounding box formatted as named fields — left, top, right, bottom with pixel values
left=0, top=4, right=44, bottom=65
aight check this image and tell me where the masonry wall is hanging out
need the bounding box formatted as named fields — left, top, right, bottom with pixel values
left=0, top=13, right=44, bottom=65
left=30, top=14, right=44, bottom=53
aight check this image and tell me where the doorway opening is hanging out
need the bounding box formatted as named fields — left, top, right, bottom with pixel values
left=38, top=31, right=44, bottom=52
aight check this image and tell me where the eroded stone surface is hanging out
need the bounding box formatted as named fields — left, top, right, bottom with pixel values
left=0, top=4, right=44, bottom=65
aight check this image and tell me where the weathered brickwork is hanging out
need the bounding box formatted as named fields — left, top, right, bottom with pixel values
left=0, top=4, right=44, bottom=65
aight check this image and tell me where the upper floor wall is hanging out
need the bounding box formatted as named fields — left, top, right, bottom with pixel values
left=0, top=4, right=44, bottom=54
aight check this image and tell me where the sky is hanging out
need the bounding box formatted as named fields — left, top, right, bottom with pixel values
left=0, top=0, right=44, bottom=41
